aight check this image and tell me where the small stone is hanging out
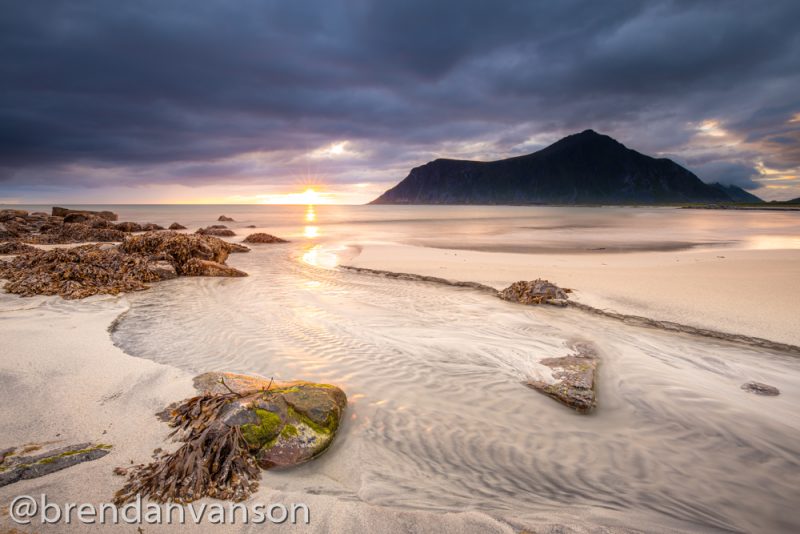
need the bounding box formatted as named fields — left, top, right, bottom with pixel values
left=168, top=222, right=187, bottom=230
left=218, top=215, right=235, bottom=222
left=741, top=381, right=780, bottom=396
left=527, top=342, right=598, bottom=413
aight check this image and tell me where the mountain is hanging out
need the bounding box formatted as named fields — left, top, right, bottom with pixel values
left=709, top=182, right=763, bottom=203
left=372, top=130, right=745, bottom=205
left=788, top=197, right=800, bottom=204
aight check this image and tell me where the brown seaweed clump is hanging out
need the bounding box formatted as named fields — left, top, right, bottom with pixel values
left=499, top=279, right=571, bottom=306
left=196, top=225, right=236, bottom=237
left=0, top=245, right=165, bottom=299
left=25, top=223, right=126, bottom=244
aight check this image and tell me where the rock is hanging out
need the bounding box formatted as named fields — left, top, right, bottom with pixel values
left=182, top=258, right=247, bottom=277
left=227, top=242, right=251, bottom=253
left=196, top=225, right=236, bottom=237
left=527, top=342, right=598, bottom=413
left=0, top=209, right=29, bottom=222
left=218, top=215, right=235, bottom=222
left=115, top=221, right=143, bottom=232
left=52, top=207, right=118, bottom=221
left=168, top=222, right=187, bottom=230
left=0, top=242, right=38, bottom=255
left=0, top=245, right=164, bottom=299
left=192, top=372, right=346, bottom=469
left=741, top=381, right=780, bottom=396
left=142, top=223, right=165, bottom=231
left=0, top=443, right=112, bottom=488
left=25, top=223, right=126, bottom=244
left=242, top=232, right=288, bottom=244
left=147, top=261, right=178, bottom=280
left=499, top=279, right=570, bottom=306
left=245, top=225, right=257, bottom=228
left=120, top=231, right=232, bottom=274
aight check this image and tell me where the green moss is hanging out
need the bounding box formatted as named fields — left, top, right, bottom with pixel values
left=281, top=424, right=299, bottom=438
left=36, top=444, right=111, bottom=464
left=287, top=406, right=336, bottom=435
left=241, top=409, right=283, bottom=449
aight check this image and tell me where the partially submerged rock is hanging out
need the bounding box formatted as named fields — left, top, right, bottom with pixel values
left=0, top=443, right=111, bottom=488
left=741, top=381, right=780, bottom=396
left=242, top=232, right=288, bottom=244
left=115, top=372, right=346, bottom=504
left=182, top=258, right=247, bottom=277
left=499, top=279, right=570, bottom=306
left=196, top=225, right=236, bottom=237
left=142, top=223, right=165, bottom=231
left=120, top=231, right=232, bottom=274
left=218, top=215, right=235, bottom=222
left=168, top=222, right=187, bottom=230
left=527, top=343, right=598, bottom=413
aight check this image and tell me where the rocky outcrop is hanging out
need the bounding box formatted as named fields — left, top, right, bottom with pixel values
left=168, top=222, right=187, bottom=230
left=741, top=381, right=780, bottom=396
left=115, top=372, right=346, bottom=504
left=218, top=215, right=235, bottom=222
left=52, top=207, right=118, bottom=221
left=26, top=223, right=126, bottom=244
left=242, top=232, right=288, bottom=244
left=499, top=279, right=570, bottom=306
left=0, top=443, right=112, bottom=488
left=196, top=225, right=236, bottom=237
left=527, top=343, right=598, bottom=413
left=1, top=232, right=247, bottom=299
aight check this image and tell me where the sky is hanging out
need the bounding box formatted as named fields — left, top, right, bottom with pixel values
left=1, top=0, right=799, bottom=204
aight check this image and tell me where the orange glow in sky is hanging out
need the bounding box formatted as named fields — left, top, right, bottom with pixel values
left=255, top=187, right=334, bottom=205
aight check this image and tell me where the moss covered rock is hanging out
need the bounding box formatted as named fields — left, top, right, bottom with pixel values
left=193, top=372, right=346, bottom=469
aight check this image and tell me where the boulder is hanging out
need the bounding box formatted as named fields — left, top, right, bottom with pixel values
left=115, top=221, right=143, bottom=232
left=52, top=207, right=118, bottom=221
left=242, top=232, right=288, bottom=244
left=120, top=231, right=231, bottom=274
left=741, top=381, right=780, bottom=396
left=499, top=279, right=570, bottom=306
left=218, top=215, right=235, bottom=222
left=168, top=222, right=187, bottom=230
left=193, top=372, right=346, bottom=469
left=142, top=223, right=165, bottom=231
left=196, top=225, right=236, bottom=237
left=0, top=209, right=28, bottom=222
left=115, top=373, right=346, bottom=504
left=527, top=342, right=598, bottom=413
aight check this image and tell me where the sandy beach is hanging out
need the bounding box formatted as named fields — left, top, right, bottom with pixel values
left=342, top=244, right=800, bottom=347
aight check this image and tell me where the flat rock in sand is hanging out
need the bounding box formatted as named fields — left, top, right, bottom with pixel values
left=527, top=343, right=598, bottom=413
left=0, top=443, right=111, bottom=488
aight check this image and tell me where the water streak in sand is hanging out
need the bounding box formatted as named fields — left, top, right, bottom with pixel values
left=109, top=241, right=800, bottom=532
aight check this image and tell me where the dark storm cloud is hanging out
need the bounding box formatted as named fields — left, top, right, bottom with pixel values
left=0, top=0, right=798, bottom=197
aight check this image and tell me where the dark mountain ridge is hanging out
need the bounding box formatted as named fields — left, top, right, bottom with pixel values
left=371, top=130, right=761, bottom=205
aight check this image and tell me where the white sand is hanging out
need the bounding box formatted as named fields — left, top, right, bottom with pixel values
left=342, top=244, right=800, bottom=347
left=0, top=295, right=525, bottom=533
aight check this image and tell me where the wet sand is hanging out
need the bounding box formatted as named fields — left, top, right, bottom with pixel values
left=342, top=244, right=800, bottom=347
